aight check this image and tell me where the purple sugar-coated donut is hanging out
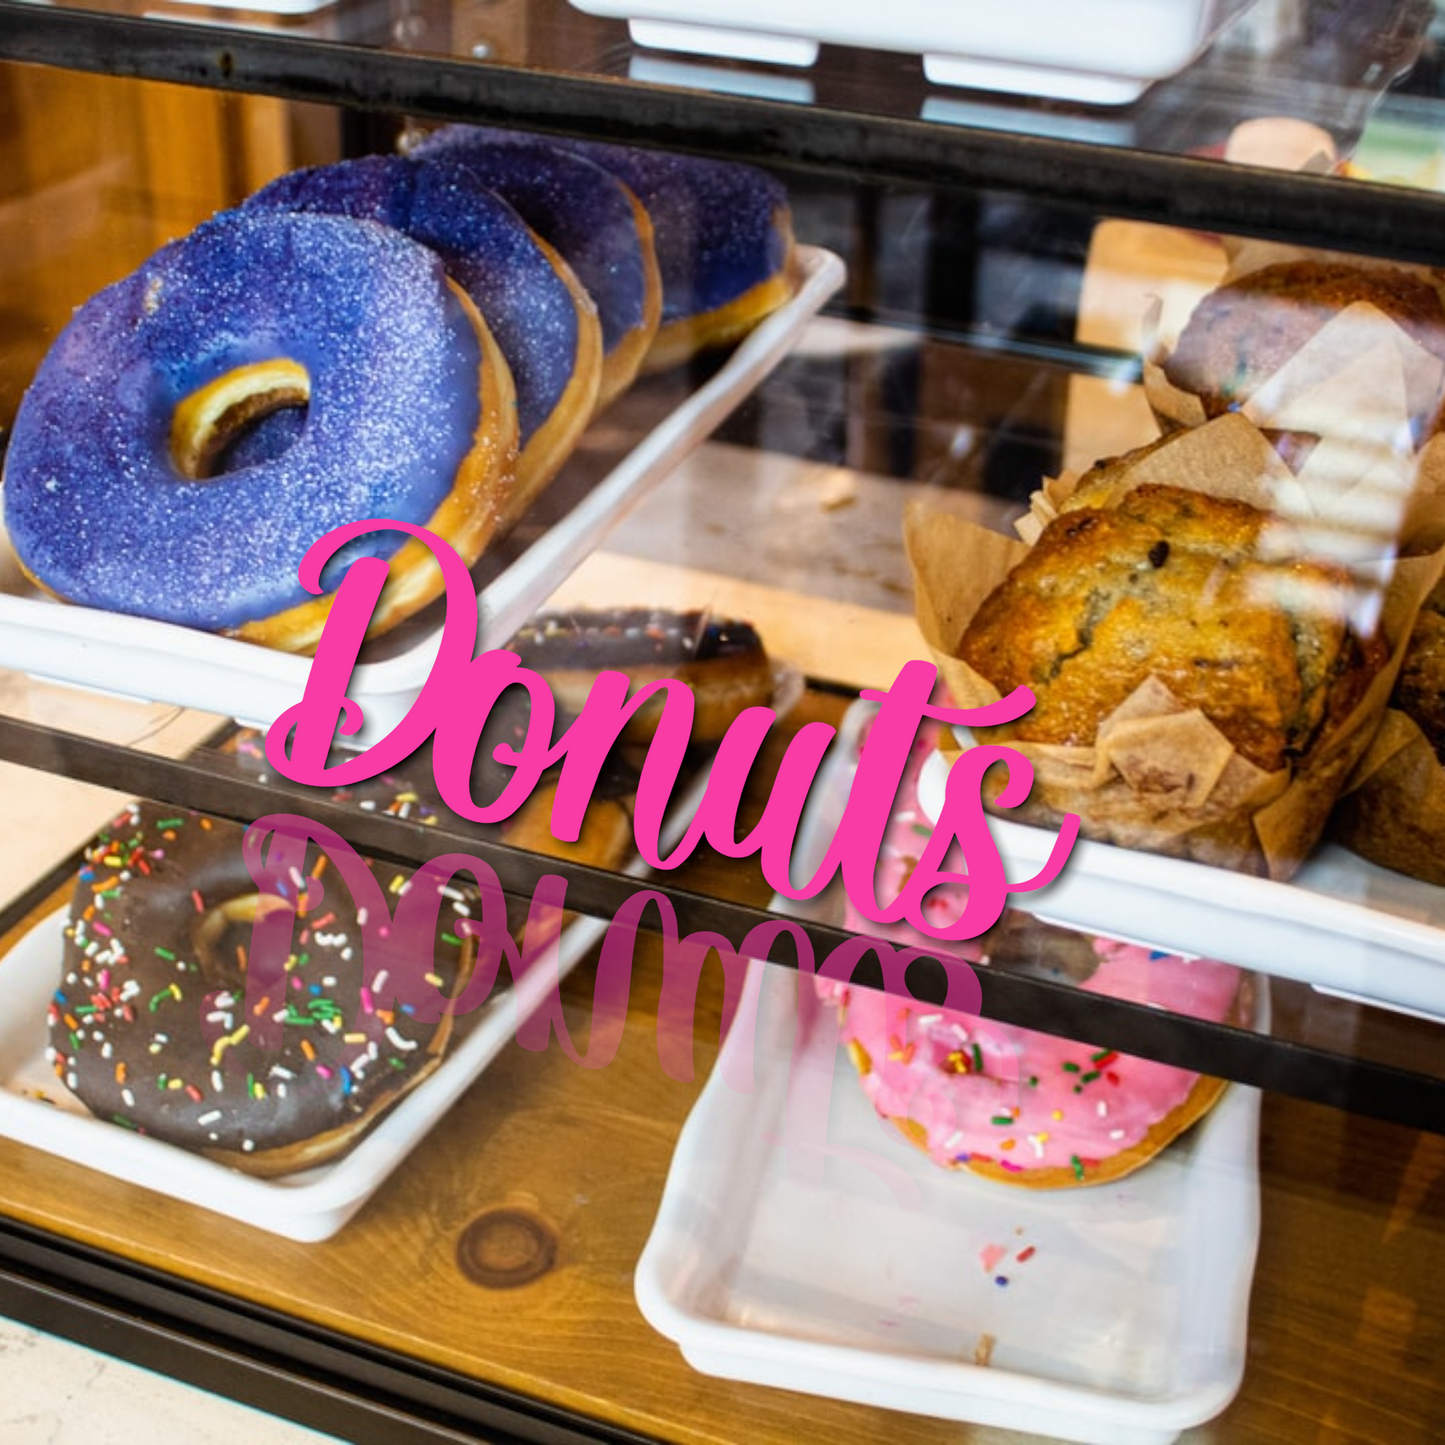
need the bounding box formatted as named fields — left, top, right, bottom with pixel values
left=407, top=128, right=654, bottom=369
left=245, top=156, right=580, bottom=451
left=3, top=209, right=483, bottom=631
left=552, top=137, right=790, bottom=331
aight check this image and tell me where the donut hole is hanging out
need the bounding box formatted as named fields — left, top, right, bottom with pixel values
left=210, top=402, right=309, bottom=478
left=171, top=358, right=311, bottom=480
left=193, top=893, right=294, bottom=987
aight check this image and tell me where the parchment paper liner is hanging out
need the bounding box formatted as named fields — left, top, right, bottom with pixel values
left=906, top=414, right=1445, bottom=881
left=1330, top=707, right=1445, bottom=887
left=1329, top=572, right=1445, bottom=887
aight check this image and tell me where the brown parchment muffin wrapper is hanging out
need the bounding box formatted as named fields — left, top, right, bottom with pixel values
left=905, top=414, right=1445, bottom=881
left=1330, top=708, right=1445, bottom=887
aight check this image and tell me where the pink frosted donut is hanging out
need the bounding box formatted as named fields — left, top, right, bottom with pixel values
left=827, top=718, right=1247, bottom=1188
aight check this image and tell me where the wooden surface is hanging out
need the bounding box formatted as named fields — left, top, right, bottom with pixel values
left=0, top=693, right=1440, bottom=1443
left=0, top=63, right=290, bottom=425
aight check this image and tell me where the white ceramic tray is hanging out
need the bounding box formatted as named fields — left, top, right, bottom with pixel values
left=636, top=700, right=1262, bottom=1444
left=635, top=969, right=1261, bottom=1445
left=571, top=0, right=1257, bottom=104
left=0, top=766, right=715, bottom=1243
left=917, top=741, right=1445, bottom=1019
left=0, top=246, right=843, bottom=743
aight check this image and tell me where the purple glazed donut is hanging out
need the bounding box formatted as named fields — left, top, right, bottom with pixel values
left=409, top=128, right=794, bottom=370
left=557, top=136, right=795, bottom=370
left=407, top=127, right=662, bottom=408
left=2, top=208, right=515, bottom=652
left=246, top=156, right=602, bottom=517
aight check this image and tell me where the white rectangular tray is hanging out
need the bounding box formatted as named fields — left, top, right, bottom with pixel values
left=0, top=765, right=714, bottom=1243
left=635, top=958, right=1261, bottom=1444
left=917, top=742, right=1445, bottom=1020
left=571, top=0, right=1257, bottom=104
left=0, top=246, right=843, bottom=743
left=635, top=700, right=1262, bottom=1444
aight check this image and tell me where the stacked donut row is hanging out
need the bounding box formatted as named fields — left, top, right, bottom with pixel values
left=2, top=128, right=795, bottom=652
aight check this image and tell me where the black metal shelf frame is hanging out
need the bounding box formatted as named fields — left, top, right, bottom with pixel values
left=0, top=1213, right=662, bottom=1445
left=0, top=715, right=1438, bottom=1137
left=4, top=1, right=1445, bottom=265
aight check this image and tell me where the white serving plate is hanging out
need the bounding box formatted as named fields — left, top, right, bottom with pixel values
left=0, top=763, right=716, bottom=1243
left=636, top=697, right=1262, bottom=1444
left=917, top=740, right=1445, bottom=1019
left=571, top=0, right=1257, bottom=104
left=0, top=246, right=843, bottom=743
left=635, top=968, right=1261, bottom=1445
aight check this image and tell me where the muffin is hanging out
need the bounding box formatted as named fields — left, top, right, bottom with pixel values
left=1163, top=260, right=1445, bottom=443
left=958, top=483, right=1385, bottom=774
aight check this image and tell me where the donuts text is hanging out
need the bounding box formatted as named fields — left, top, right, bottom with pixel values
left=264, top=519, right=1078, bottom=943
left=236, top=811, right=982, bottom=1087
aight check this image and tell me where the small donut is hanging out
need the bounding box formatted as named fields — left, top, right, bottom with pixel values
left=407, top=128, right=662, bottom=410
left=507, top=608, right=775, bottom=742
left=246, top=157, right=602, bottom=520
left=2, top=209, right=514, bottom=651
left=827, top=719, right=1247, bottom=1189
left=47, top=800, right=477, bottom=1175
left=555, top=140, right=795, bottom=371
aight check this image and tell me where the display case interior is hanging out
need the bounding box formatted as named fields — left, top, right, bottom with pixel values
left=0, top=6, right=1443, bottom=1443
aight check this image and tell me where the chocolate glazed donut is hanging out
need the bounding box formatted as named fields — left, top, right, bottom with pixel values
left=507, top=608, right=775, bottom=742
left=48, top=801, right=476, bottom=1175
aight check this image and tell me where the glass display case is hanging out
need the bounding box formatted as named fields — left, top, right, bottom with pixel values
left=0, top=1, right=1442, bottom=1441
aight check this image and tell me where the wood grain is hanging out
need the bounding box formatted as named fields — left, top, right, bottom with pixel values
left=0, top=694, right=1439, bottom=1442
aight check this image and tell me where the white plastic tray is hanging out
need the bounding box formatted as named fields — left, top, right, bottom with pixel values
left=635, top=701, right=1262, bottom=1444
left=917, top=742, right=1445, bottom=1019
left=571, top=0, right=1257, bottom=104
left=636, top=962, right=1260, bottom=1444
left=0, top=246, right=843, bottom=743
left=0, top=765, right=715, bottom=1243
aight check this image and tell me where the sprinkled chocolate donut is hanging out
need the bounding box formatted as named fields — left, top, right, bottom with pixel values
left=48, top=801, right=476, bottom=1174
left=407, top=129, right=662, bottom=409
left=3, top=208, right=514, bottom=652
left=508, top=607, right=774, bottom=741
left=245, top=156, right=602, bottom=518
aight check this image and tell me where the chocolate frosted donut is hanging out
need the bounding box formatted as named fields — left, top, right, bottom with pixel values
left=245, top=156, right=602, bottom=518
left=508, top=608, right=774, bottom=741
left=407, top=128, right=662, bottom=409
left=48, top=801, right=476, bottom=1174
left=3, top=209, right=514, bottom=651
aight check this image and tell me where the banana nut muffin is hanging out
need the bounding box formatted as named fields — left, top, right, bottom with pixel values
left=1164, top=261, right=1445, bottom=440
left=958, top=484, right=1387, bottom=774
